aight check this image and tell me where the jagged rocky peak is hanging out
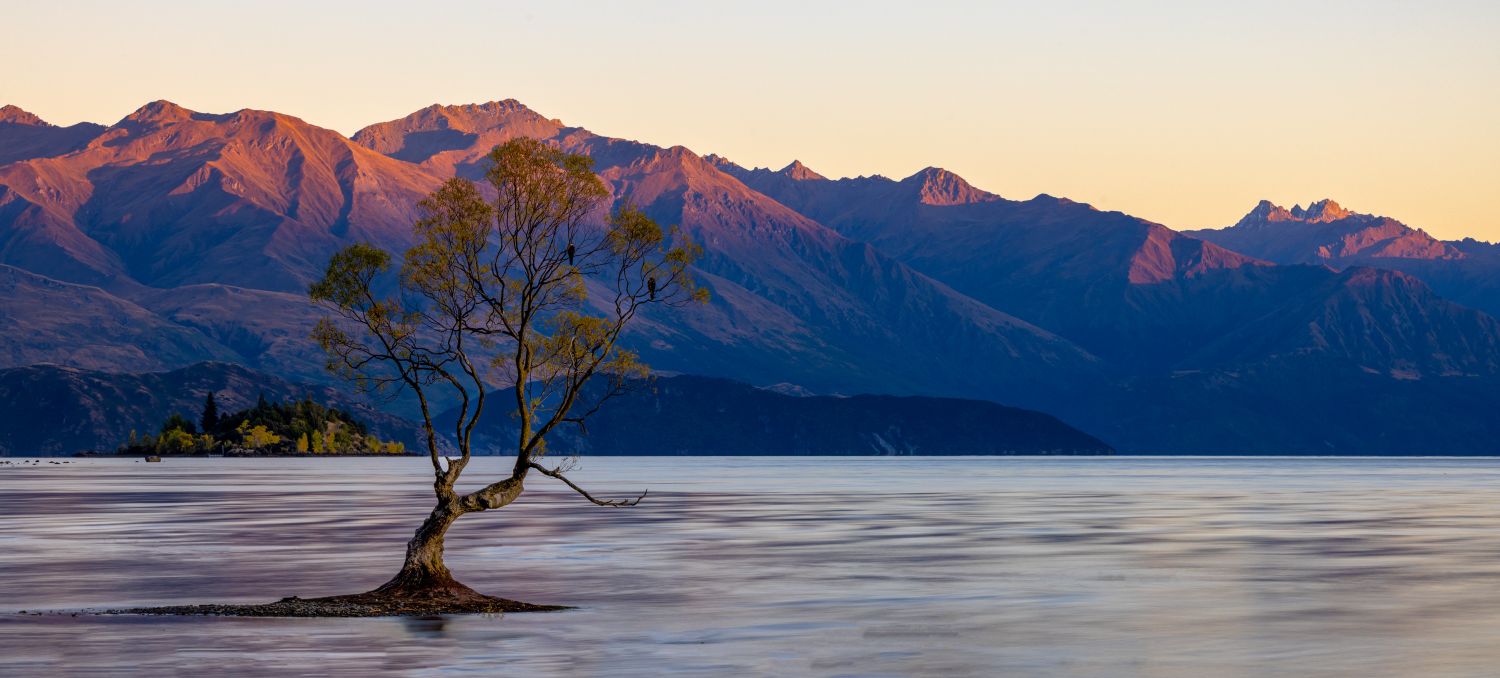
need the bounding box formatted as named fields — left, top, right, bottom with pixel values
left=779, top=159, right=826, bottom=181
left=1248, top=199, right=1280, bottom=215
left=0, top=105, right=48, bottom=126
left=903, top=166, right=994, bottom=206
left=121, top=100, right=194, bottom=125
left=425, top=99, right=547, bottom=128
left=1290, top=199, right=1353, bottom=222
left=1238, top=198, right=1357, bottom=227
left=457, top=99, right=532, bottom=114
left=702, top=153, right=745, bottom=173
left=1237, top=199, right=1296, bottom=226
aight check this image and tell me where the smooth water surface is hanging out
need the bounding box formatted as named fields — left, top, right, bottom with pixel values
left=4, top=456, right=1500, bottom=676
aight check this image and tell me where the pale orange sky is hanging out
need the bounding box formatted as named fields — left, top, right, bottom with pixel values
left=4, top=1, right=1498, bottom=239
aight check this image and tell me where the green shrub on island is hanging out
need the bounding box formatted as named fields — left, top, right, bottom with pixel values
left=119, top=395, right=406, bottom=456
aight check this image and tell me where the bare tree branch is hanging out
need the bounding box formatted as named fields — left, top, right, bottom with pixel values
left=528, top=462, right=647, bottom=507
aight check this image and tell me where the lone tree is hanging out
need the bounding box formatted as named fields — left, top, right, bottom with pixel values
left=305, top=138, right=704, bottom=613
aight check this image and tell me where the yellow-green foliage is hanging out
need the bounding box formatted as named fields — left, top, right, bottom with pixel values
left=157, top=429, right=199, bottom=455
left=237, top=421, right=283, bottom=449
left=128, top=397, right=405, bottom=456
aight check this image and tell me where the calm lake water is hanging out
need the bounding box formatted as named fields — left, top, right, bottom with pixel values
left=4, top=456, right=1500, bottom=677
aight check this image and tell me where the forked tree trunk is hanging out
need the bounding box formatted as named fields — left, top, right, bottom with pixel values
left=366, top=476, right=525, bottom=602
left=373, top=503, right=466, bottom=596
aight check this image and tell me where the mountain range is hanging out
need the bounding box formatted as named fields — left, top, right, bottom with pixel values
left=1187, top=199, right=1500, bottom=319
left=3, top=99, right=1498, bottom=453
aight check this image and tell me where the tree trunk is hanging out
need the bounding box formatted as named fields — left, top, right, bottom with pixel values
left=364, top=477, right=525, bottom=603
left=373, top=503, right=465, bottom=596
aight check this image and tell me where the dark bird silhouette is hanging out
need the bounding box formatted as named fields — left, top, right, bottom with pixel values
left=648, top=277, right=657, bottom=301
left=566, top=243, right=575, bottom=266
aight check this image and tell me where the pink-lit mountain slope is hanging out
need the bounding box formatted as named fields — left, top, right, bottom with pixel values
left=0, top=101, right=439, bottom=293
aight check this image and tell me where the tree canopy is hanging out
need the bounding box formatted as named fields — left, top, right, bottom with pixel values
left=306, top=138, right=705, bottom=598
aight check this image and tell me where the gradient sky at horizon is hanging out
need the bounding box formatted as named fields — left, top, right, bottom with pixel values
left=5, top=1, right=1498, bottom=239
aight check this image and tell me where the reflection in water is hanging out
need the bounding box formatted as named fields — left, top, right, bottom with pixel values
left=400, top=615, right=451, bottom=638
left=4, top=456, right=1500, bottom=676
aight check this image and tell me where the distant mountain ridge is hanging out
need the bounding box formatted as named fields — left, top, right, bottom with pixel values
left=1189, top=200, right=1500, bottom=318
left=0, top=364, right=1111, bottom=456
left=1190, top=199, right=1462, bottom=264
left=454, top=374, right=1112, bottom=455
left=717, top=155, right=1500, bottom=451
left=3, top=99, right=1500, bottom=453
left=718, top=159, right=1500, bottom=376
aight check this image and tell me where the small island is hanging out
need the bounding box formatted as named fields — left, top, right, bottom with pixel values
left=117, top=393, right=408, bottom=457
